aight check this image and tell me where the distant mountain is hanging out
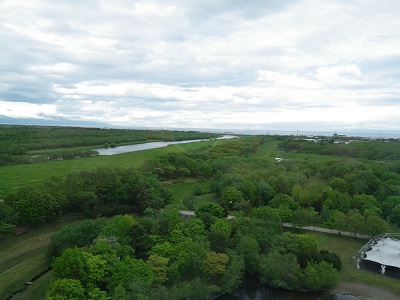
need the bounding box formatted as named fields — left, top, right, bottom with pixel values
left=0, top=115, right=110, bottom=128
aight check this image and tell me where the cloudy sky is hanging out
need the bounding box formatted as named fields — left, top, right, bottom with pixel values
left=1, top=0, right=400, bottom=132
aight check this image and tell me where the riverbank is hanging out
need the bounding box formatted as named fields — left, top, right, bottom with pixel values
left=333, top=282, right=400, bottom=300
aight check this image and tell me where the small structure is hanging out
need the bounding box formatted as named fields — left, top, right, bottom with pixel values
left=353, top=233, right=400, bottom=278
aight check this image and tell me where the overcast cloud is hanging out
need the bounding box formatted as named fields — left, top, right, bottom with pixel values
left=1, top=0, right=400, bottom=132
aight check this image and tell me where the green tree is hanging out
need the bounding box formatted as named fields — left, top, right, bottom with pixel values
left=235, top=235, right=259, bottom=274
left=99, top=214, right=135, bottom=245
left=291, top=207, right=318, bottom=229
left=0, top=201, right=17, bottom=234
left=88, top=288, right=110, bottom=300
left=202, top=251, right=229, bottom=276
left=147, top=254, right=169, bottom=285
left=259, top=249, right=301, bottom=290
left=220, top=187, right=244, bottom=211
left=45, top=278, right=86, bottom=300
left=301, top=261, right=338, bottom=290
left=219, top=250, right=245, bottom=294
left=108, top=256, right=154, bottom=296
left=7, top=187, right=60, bottom=225
left=195, top=202, right=226, bottom=229
left=346, top=211, right=365, bottom=236
left=47, top=218, right=106, bottom=258
left=363, top=215, right=391, bottom=237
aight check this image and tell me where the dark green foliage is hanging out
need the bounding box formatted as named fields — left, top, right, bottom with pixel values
left=317, top=250, right=342, bottom=270
left=0, top=201, right=17, bottom=234
left=47, top=218, right=107, bottom=257
left=301, top=261, right=338, bottom=290
left=273, top=233, right=318, bottom=268
left=6, top=187, right=61, bottom=225
left=259, top=250, right=301, bottom=290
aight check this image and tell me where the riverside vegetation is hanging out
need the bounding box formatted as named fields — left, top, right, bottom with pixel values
left=1, top=125, right=400, bottom=299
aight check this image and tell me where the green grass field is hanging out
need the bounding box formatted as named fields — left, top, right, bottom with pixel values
left=306, top=230, right=400, bottom=295
left=0, top=139, right=225, bottom=198
left=0, top=215, right=82, bottom=300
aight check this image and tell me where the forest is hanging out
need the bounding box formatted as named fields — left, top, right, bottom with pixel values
left=1, top=126, right=400, bottom=299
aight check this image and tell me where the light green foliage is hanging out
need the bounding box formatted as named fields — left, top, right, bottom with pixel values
left=291, top=184, right=310, bottom=207
left=210, top=218, right=231, bottom=239
left=52, top=248, right=88, bottom=281
left=108, top=256, right=154, bottom=295
left=202, top=251, right=229, bottom=276
left=268, top=193, right=300, bottom=211
left=100, top=214, right=135, bottom=245
left=45, top=278, right=86, bottom=300
left=88, top=288, right=110, bottom=300
left=259, top=249, right=301, bottom=290
left=147, top=254, right=169, bottom=284
left=301, top=261, right=338, bottom=290
left=195, top=202, right=225, bottom=229
left=220, top=187, right=244, bottom=210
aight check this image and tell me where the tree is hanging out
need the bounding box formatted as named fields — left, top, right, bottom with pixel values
left=220, top=187, right=244, bottom=211
left=0, top=201, right=17, bottom=234
left=147, top=254, right=169, bottom=285
left=108, top=256, right=154, bottom=296
left=45, top=278, right=86, bottom=300
left=363, top=215, right=391, bottom=237
left=291, top=207, right=318, bottom=229
left=99, top=214, right=135, bottom=245
left=195, top=202, right=226, bottom=229
left=235, top=235, right=259, bottom=274
left=219, top=250, right=245, bottom=294
left=268, top=194, right=299, bottom=211
left=202, top=251, right=229, bottom=277
left=7, top=187, right=60, bottom=225
left=301, top=261, right=338, bottom=290
left=88, top=288, right=110, bottom=300
left=273, top=232, right=318, bottom=268
left=346, top=211, right=365, bottom=236
left=259, top=249, right=301, bottom=290
left=47, top=218, right=106, bottom=258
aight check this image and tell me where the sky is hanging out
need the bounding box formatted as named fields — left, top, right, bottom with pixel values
left=1, top=0, right=400, bottom=132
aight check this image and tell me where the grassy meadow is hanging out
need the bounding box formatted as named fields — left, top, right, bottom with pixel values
left=0, top=139, right=225, bottom=198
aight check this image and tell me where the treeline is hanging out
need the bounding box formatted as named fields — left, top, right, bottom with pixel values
left=1, top=167, right=172, bottom=231
left=44, top=206, right=341, bottom=299
left=279, top=138, right=400, bottom=160
left=0, top=125, right=219, bottom=165
left=141, top=137, right=263, bottom=180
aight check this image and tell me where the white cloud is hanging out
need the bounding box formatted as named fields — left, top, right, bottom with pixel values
left=0, top=0, right=400, bottom=131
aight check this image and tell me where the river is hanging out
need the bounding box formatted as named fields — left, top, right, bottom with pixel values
left=94, top=135, right=236, bottom=155
left=218, top=276, right=363, bottom=300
